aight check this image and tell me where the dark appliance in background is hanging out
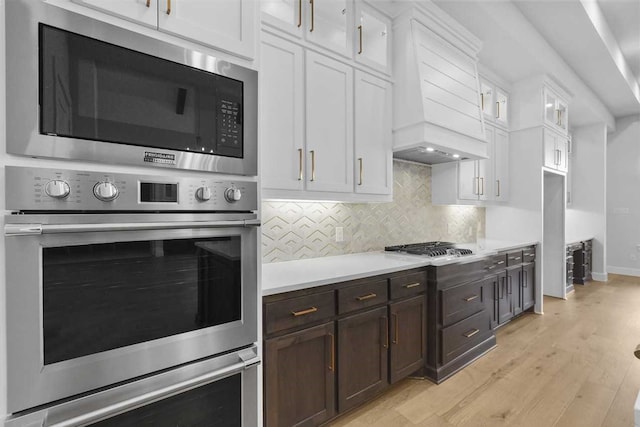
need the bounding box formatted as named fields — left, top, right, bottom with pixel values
left=573, top=240, right=593, bottom=285
left=3, top=166, right=260, bottom=426
left=5, top=0, right=257, bottom=175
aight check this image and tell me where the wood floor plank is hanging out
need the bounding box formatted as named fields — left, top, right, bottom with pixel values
left=327, top=275, right=640, bottom=427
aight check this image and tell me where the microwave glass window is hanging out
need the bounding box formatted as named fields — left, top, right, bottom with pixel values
left=39, top=24, right=243, bottom=158
left=42, top=236, right=242, bottom=365
left=89, top=374, right=241, bottom=427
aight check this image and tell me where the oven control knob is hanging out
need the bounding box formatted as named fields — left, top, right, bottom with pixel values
left=45, top=180, right=70, bottom=199
left=224, top=187, right=242, bottom=203
left=195, top=186, right=211, bottom=202
left=93, top=182, right=119, bottom=202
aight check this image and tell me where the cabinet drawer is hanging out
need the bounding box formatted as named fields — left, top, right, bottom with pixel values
left=485, top=254, right=506, bottom=273
left=389, top=271, right=427, bottom=300
left=441, top=279, right=485, bottom=327
left=506, top=250, right=523, bottom=266
left=265, top=291, right=336, bottom=336
left=338, top=280, right=388, bottom=314
left=441, top=310, right=492, bottom=365
left=522, top=247, right=536, bottom=263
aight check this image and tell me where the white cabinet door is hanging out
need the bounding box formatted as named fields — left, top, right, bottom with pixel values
left=306, top=0, right=352, bottom=58
left=480, top=81, right=494, bottom=122
left=260, top=33, right=305, bottom=191
left=557, top=137, right=569, bottom=173
left=354, top=3, right=390, bottom=75
left=493, top=127, right=509, bottom=201
left=354, top=71, right=392, bottom=195
left=458, top=160, right=478, bottom=201
left=306, top=51, right=353, bottom=193
left=261, top=0, right=305, bottom=38
left=158, top=0, right=255, bottom=59
left=71, top=0, right=157, bottom=27
left=495, top=88, right=508, bottom=128
left=477, top=128, right=494, bottom=201
left=543, top=128, right=558, bottom=169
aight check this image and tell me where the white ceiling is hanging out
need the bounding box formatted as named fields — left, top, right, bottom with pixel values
left=598, top=0, right=640, bottom=84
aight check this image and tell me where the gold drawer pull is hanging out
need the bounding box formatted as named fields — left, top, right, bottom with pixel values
left=464, top=329, right=480, bottom=338
left=464, top=295, right=478, bottom=302
left=497, top=260, right=505, bottom=265
left=291, top=307, right=318, bottom=317
left=487, top=265, right=496, bottom=270
left=356, top=293, right=377, bottom=301
left=404, top=283, right=421, bottom=289
left=514, top=256, right=521, bottom=260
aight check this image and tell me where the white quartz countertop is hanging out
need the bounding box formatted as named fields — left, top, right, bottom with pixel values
left=262, top=240, right=538, bottom=296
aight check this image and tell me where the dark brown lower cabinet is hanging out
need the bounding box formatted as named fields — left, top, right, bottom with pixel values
left=522, top=262, right=535, bottom=310
left=483, top=275, right=499, bottom=330
left=389, top=295, right=426, bottom=384
left=497, top=271, right=512, bottom=325
left=337, top=306, right=388, bottom=412
left=508, top=266, right=523, bottom=317
left=264, top=322, right=336, bottom=427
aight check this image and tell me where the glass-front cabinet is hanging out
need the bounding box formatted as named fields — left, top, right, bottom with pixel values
left=354, top=2, right=390, bottom=75
left=544, top=87, right=569, bottom=135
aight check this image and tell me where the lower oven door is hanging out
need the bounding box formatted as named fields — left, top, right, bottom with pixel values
left=5, top=345, right=260, bottom=427
left=5, top=214, right=259, bottom=413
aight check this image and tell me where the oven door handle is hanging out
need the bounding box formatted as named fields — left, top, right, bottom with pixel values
left=48, top=353, right=261, bottom=427
left=5, top=219, right=261, bottom=236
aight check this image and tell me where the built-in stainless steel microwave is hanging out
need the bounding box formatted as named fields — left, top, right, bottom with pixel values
left=6, top=0, right=257, bottom=176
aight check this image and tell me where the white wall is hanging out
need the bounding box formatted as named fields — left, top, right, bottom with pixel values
left=565, top=123, right=607, bottom=280
left=607, top=115, right=640, bottom=276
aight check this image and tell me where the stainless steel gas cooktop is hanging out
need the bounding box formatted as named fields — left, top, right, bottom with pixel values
left=384, top=241, right=473, bottom=257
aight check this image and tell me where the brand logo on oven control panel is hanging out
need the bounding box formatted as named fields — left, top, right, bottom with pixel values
left=144, top=152, right=176, bottom=165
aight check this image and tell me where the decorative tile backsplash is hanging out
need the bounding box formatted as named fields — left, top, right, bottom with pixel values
left=262, top=160, right=485, bottom=263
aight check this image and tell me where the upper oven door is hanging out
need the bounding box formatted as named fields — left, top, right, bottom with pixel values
left=5, top=0, right=257, bottom=176
left=4, top=214, right=259, bottom=413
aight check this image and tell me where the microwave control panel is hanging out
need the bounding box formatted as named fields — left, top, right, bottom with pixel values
left=216, top=99, right=242, bottom=158
left=5, top=166, right=258, bottom=212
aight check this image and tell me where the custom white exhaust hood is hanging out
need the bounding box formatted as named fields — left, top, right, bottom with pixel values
left=392, top=3, right=488, bottom=164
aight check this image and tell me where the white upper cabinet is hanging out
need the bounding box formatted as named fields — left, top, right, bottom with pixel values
left=71, top=0, right=256, bottom=58
left=305, top=50, right=354, bottom=192
left=543, top=127, right=568, bottom=173
left=544, top=87, right=569, bottom=133
left=158, top=0, right=255, bottom=59
left=260, top=33, right=305, bottom=191
left=354, top=3, right=391, bottom=75
left=493, top=127, right=509, bottom=201
left=71, top=0, right=157, bottom=27
left=306, top=0, right=353, bottom=58
left=354, top=70, right=392, bottom=195
left=479, top=76, right=508, bottom=130
left=510, top=76, right=571, bottom=135
left=261, top=0, right=391, bottom=75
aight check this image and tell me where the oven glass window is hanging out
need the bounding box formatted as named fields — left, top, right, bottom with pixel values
left=43, top=237, right=242, bottom=365
left=89, top=374, right=241, bottom=426
left=40, top=24, right=243, bottom=158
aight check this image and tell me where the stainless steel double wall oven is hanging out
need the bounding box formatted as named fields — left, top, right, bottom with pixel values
left=4, top=1, right=260, bottom=426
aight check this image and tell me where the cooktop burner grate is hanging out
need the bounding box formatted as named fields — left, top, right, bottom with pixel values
left=385, top=242, right=473, bottom=257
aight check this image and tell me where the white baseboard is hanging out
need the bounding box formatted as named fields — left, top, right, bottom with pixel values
left=607, top=266, right=640, bottom=278
left=592, top=272, right=608, bottom=282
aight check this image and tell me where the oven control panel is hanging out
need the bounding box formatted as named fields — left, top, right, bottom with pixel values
left=5, top=166, right=258, bottom=212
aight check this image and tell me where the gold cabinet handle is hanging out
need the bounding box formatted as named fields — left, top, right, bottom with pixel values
left=496, top=101, right=500, bottom=119
left=297, top=148, right=303, bottom=181
left=309, top=150, right=316, bottom=181
left=404, top=282, right=420, bottom=289
left=523, top=270, right=528, bottom=288
left=309, top=0, right=315, bottom=32
left=464, top=295, right=479, bottom=302
left=480, top=177, right=484, bottom=195
left=464, top=329, right=480, bottom=338
left=358, top=25, right=363, bottom=54
left=496, top=179, right=501, bottom=197
left=146, top=0, right=151, bottom=7
left=358, top=158, right=363, bottom=185
left=291, top=306, right=318, bottom=317
left=297, top=0, right=302, bottom=27
left=356, top=293, right=377, bottom=301
left=166, top=0, right=171, bottom=15
left=328, top=333, right=335, bottom=371
left=556, top=109, right=561, bottom=126
left=481, top=93, right=484, bottom=110
left=392, top=313, right=398, bottom=344
left=475, top=177, right=480, bottom=195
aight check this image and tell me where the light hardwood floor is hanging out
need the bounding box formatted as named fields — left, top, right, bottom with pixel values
left=330, top=274, right=640, bottom=427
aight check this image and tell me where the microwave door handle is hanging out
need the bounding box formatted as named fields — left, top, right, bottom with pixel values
left=5, top=220, right=261, bottom=236
left=48, top=355, right=260, bottom=427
